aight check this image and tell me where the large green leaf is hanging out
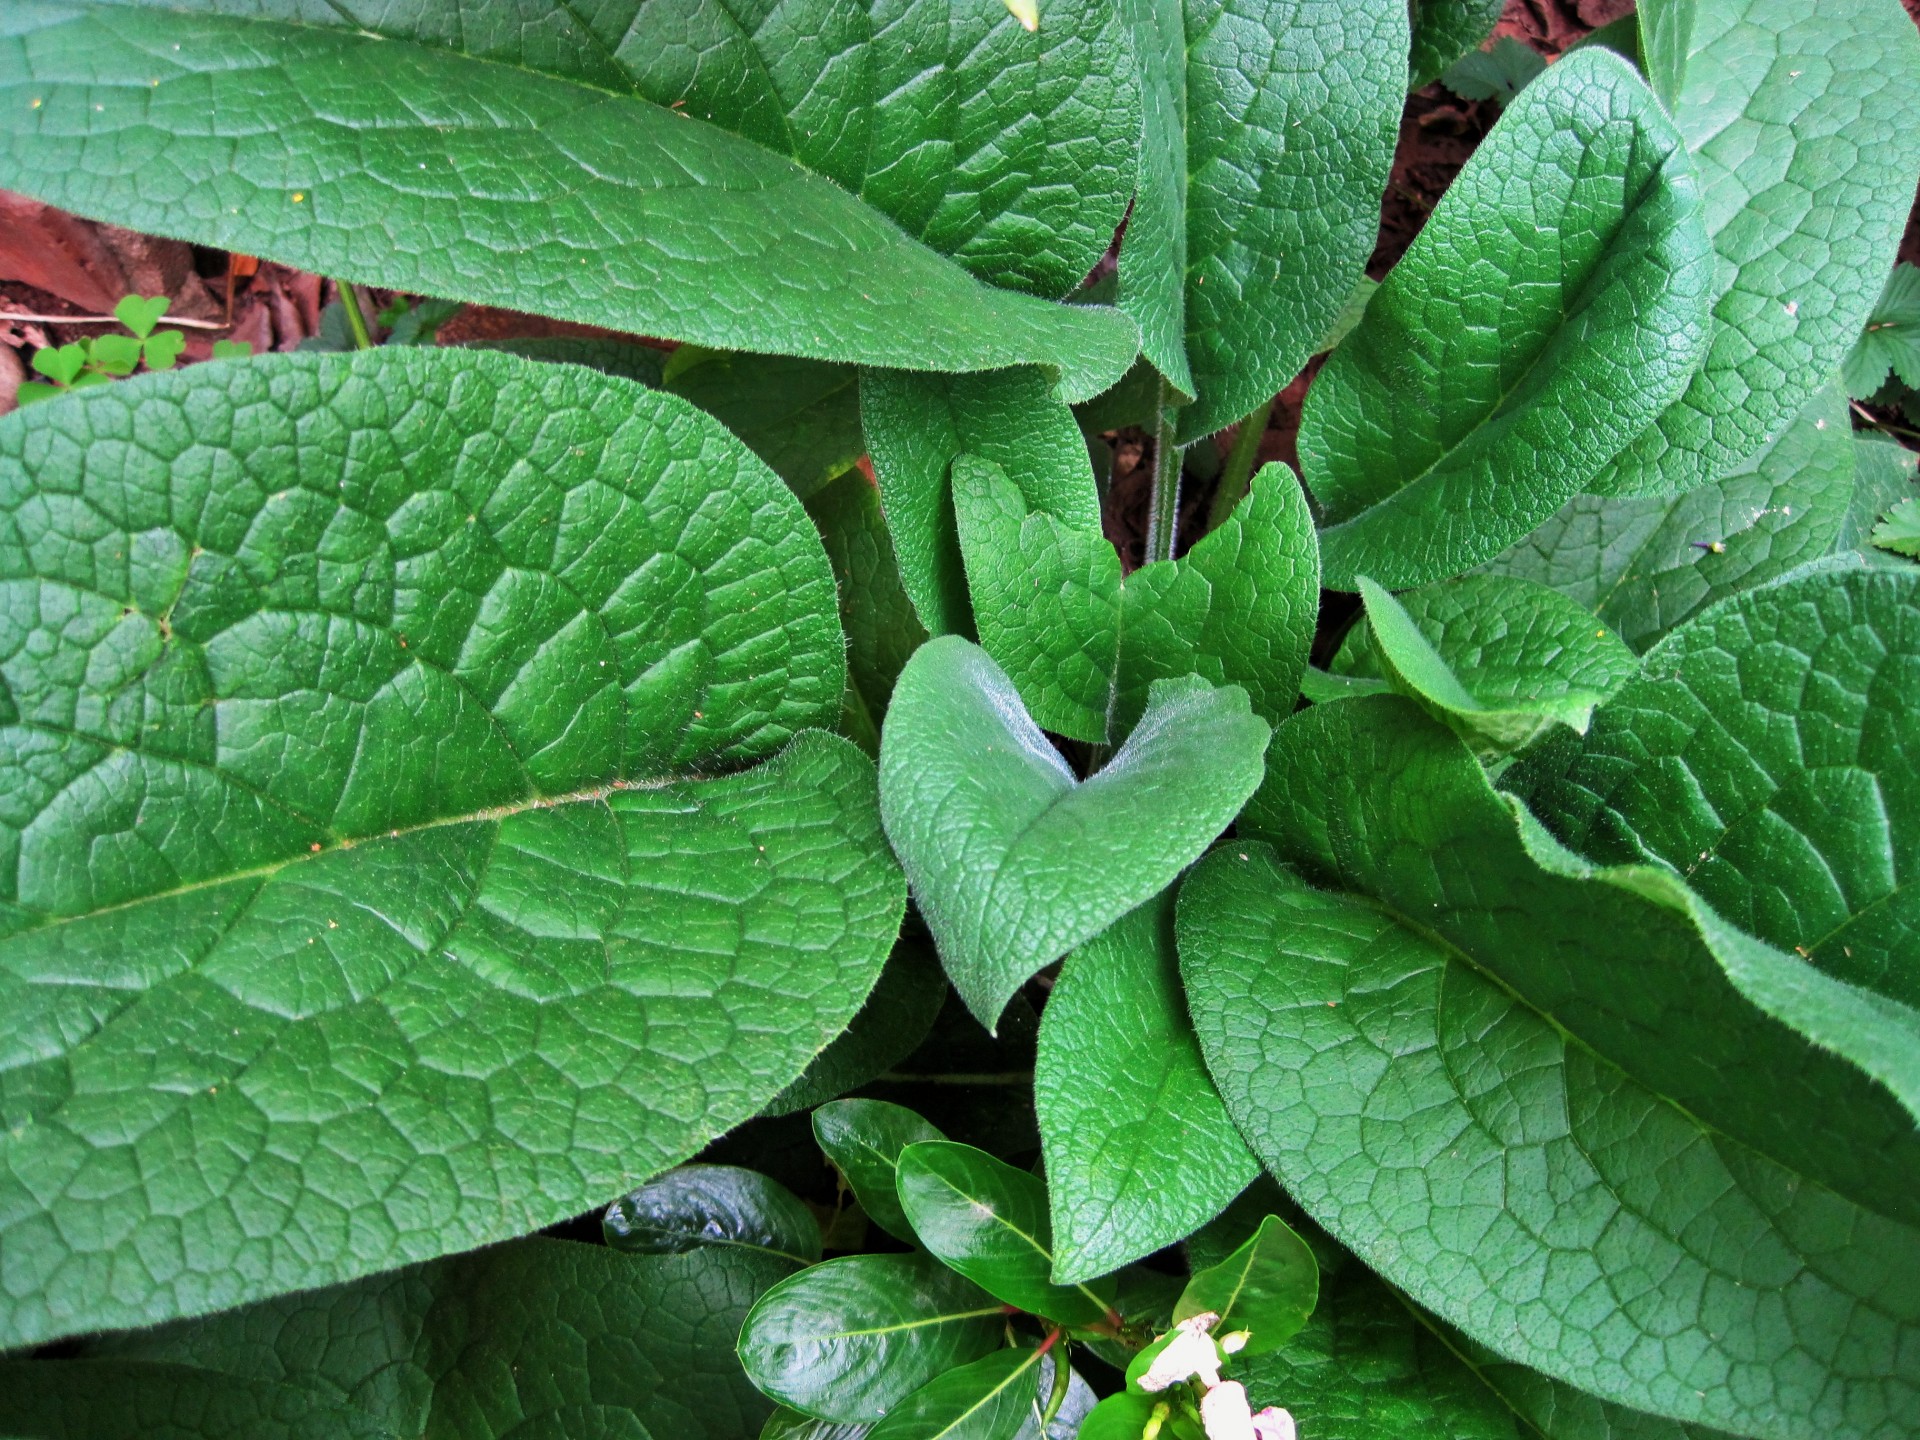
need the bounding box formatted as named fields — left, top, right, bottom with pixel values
left=1515, top=567, right=1920, bottom=1008
left=813, top=1098, right=948, bottom=1245
left=896, top=1140, right=1113, bottom=1325
left=1172, top=1214, right=1317, bottom=1356
left=1179, top=697, right=1920, bottom=1439
left=1591, top=0, right=1920, bottom=496
left=1352, top=574, right=1638, bottom=757
left=1034, top=889, right=1256, bottom=1283
left=604, top=1164, right=822, bottom=1265
left=661, top=347, right=863, bottom=501
left=0, top=4, right=1136, bottom=401
left=764, top=940, right=946, bottom=1117
left=878, top=636, right=1269, bottom=1028
left=0, top=350, right=906, bottom=1348
left=0, top=1238, right=789, bottom=1440
left=861, top=367, right=1103, bottom=638
left=1299, top=47, right=1713, bottom=589
left=955, top=458, right=1319, bottom=742
left=1478, top=383, right=1856, bottom=651
left=737, top=1252, right=1005, bottom=1425
left=1118, top=0, right=1407, bottom=435
left=1409, top=0, right=1506, bottom=89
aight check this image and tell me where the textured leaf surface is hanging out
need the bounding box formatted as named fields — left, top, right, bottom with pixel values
left=662, top=347, right=862, bottom=501
left=1593, top=0, right=1920, bottom=495
left=955, top=459, right=1319, bottom=742
left=879, top=637, right=1270, bottom=1028
left=867, top=1344, right=1045, bottom=1440
left=1517, top=567, right=1920, bottom=1007
left=1172, top=1214, right=1316, bottom=1355
left=765, top=941, right=946, bottom=1118
left=1034, top=889, right=1256, bottom=1284
left=604, top=1164, right=822, bottom=1265
left=0, top=350, right=906, bottom=1347
left=738, top=1252, right=1004, bottom=1425
left=1872, top=500, right=1920, bottom=558
left=0, top=4, right=1135, bottom=400
left=1843, top=264, right=1920, bottom=399
left=1409, top=0, right=1507, bottom=88
left=896, top=1141, right=1112, bottom=1325
left=1299, top=48, right=1712, bottom=588
left=1181, top=697, right=1920, bottom=1438
left=1354, top=574, right=1637, bottom=755
left=0, top=1238, right=788, bottom=1440
left=1478, top=384, right=1855, bottom=651
left=813, top=1099, right=947, bottom=1245
left=1838, top=433, right=1920, bottom=567
left=862, top=368, right=1103, bottom=637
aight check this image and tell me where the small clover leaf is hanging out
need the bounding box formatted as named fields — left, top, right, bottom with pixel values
left=112, top=293, right=169, bottom=339
left=29, top=342, right=86, bottom=385
left=140, top=329, right=185, bottom=371
left=87, top=333, right=142, bottom=377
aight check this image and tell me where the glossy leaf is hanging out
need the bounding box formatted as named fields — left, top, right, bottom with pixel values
left=1354, top=574, right=1638, bottom=756
left=1479, top=383, right=1856, bottom=651
left=1410, top=0, right=1508, bottom=88
left=1181, top=697, right=1920, bottom=1438
left=862, top=367, right=1103, bottom=637
left=1173, top=1215, right=1318, bottom=1356
left=813, top=1099, right=948, bottom=1245
left=766, top=943, right=947, bottom=1118
left=1119, top=0, right=1407, bottom=435
left=1592, top=0, right=1920, bottom=495
left=604, top=1164, right=823, bottom=1265
left=1035, top=890, right=1258, bottom=1283
left=738, top=1252, right=1005, bottom=1425
left=896, top=1140, right=1114, bottom=1325
left=955, top=458, right=1319, bottom=742
left=663, top=347, right=863, bottom=500
left=0, top=1238, right=788, bottom=1440
left=0, top=4, right=1136, bottom=400
left=1300, top=48, right=1713, bottom=588
left=868, top=1345, right=1045, bottom=1440
left=0, top=350, right=906, bottom=1348
left=879, top=636, right=1270, bottom=1029
left=763, top=1410, right=872, bottom=1440
left=1516, top=567, right=1920, bottom=1007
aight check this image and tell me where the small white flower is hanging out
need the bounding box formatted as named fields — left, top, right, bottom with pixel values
left=1251, top=1406, right=1297, bottom=1440
left=1219, top=1330, right=1250, bottom=1354
left=1136, top=1314, right=1225, bottom=1392
left=1200, top=1380, right=1256, bottom=1440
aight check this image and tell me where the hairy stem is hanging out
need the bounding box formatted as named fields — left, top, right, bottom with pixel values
left=1144, top=379, right=1186, bottom=565
left=336, top=280, right=375, bottom=350
left=1205, top=395, right=1275, bottom=534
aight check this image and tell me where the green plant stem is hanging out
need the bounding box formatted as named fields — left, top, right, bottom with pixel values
left=1205, top=395, right=1275, bottom=533
left=336, top=279, right=375, bottom=350
left=1144, top=380, right=1185, bottom=565
left=1039, top=1334, right=1071, bottom=1429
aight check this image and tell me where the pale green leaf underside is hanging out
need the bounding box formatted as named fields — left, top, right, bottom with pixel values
left=1183, top=696, right=1920, bottom=1438
left=878, top=637, right=1269, bottom=1029
left=1034, top=889, right=1257, bottom=1284
left=0, top=351, right=905, bottom=1347
left=1478, top=383, right=1855, bottom=651
left=1592, top=0, right=1920, bottom=496
left=0, top=1239, right=788, bottom=1440
left=1516, top=567, right=1920, bottom=1008
left=1355, top=573, right=1638, bottom=755
left=0, top=4, right=1136, bottom=401
left=1301, top=48, right=1713, bottom=588
left=955, top=459, right=1318, bottom=743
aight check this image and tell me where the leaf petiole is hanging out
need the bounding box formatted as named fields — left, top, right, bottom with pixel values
left=1205, top=395, right=1274, bottom=534
left=336, top=279, right=375, bottom=349
left=1145, top=377, right=1186, bottom=563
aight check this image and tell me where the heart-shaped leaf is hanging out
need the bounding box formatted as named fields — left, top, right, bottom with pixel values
left=1350, top=574, right=1637, bottom=756
left=0, top=5, right=1136, bottom=400
left=1180, top=696, right=1920, bottom=1438
left=1591, top=0, right=1920, bottom=495
left=604, top=1165, right=822, bottom=1266
left=813, top=1099, right=948, bottom=1245
left=1514, top=566, right=1920, bottom=1006
left=139, top=328, right=186, bottom=371
left=0, top=1238, right=790, bottom=1440
left=1300, top=48, right=1713, bottom=588
left=0, top=349, right=905, bottom=1348
left=879, top=636, right=1270, bottom=1029
left=955, top=458, right=1319, bottom=742
left=1478, top=382, right=1856, bottom=651
left=1035, top=889, right=1257, bottom=1283
left=111, top=293, right=168, bottom=339
left=28, top=341, right=85, bottom=385
left=896, top=1141, right=1113, bottom=1326
left=85, top=331, right=142, bottom=377
left=868, top=1345, right=1047, bottom=1440
left=1173, top=1215, right=1317, bottom=1356
left=738, top=1253, right=1005, bottom=1425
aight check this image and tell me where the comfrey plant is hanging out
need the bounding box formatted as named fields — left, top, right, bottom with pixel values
left=0, top=2, right=1918, bottom=1438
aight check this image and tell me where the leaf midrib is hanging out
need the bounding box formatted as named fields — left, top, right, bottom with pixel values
left=921, top=1166, right=1109, bottom=1318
